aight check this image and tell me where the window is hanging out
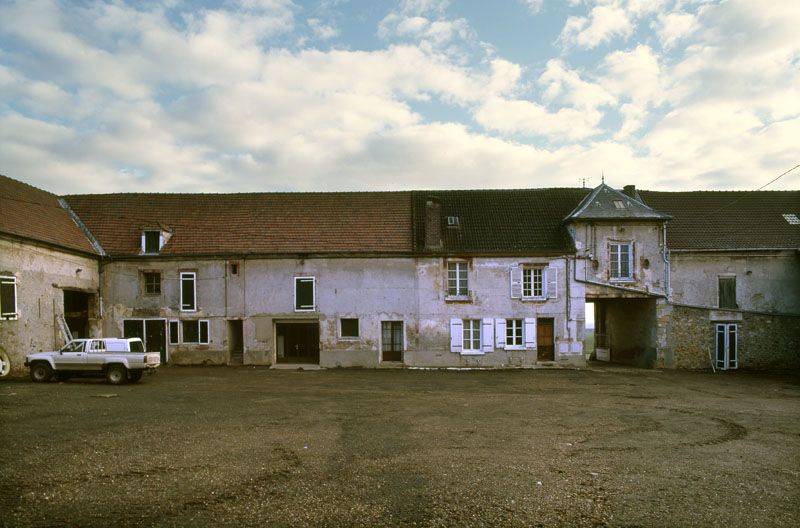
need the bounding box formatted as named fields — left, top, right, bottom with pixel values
left=462, top=319, right=481, bottom=352
left=506, top=319, right=523, bottom=348
left=613, top=200, right=625, bottom=209
left=182, top=320, right=210, bottom=344
left=143, top=272, right=161, bottom=295
left=447, top=216, right=459, bottom=227
left=169, top=320, right=179, bottom=345
left=609, top=243, right=632, bottom=280
left=718, top=277, right=737, bottom=309
left=295, top=277, right=315, bottom=311
left=229, top=262, right=239, bottom=276
left=447, top=261, right=468, bottom=297
left=381, top=321, right=404, bottom=361
left=522, top=268, right=544, bottom=298
left=89, top=340, right=106, bottom=352
left=715, top=323, right=738, bottom=370
left=340, top=318, right=359, bottom=338
left=142, top=231, right=161, bottom=254
left=0, top=276, right=17, bottom=320
left=180, top=272, right=196, bottom=311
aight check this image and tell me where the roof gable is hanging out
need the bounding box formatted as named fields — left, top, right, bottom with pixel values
left=565, top=183, right=671, bottom=221
left=0, top=174, right=98, bottom=255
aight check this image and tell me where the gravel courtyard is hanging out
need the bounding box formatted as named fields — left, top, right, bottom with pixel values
left=1, top=366, right=798, bottom=527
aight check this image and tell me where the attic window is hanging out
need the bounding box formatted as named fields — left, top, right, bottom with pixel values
left=782, top=213, right=800, bottom=225
left=447, top=216, right=460, bottom=227
left=613, top=200, right=626, bottom=209
left=142, top=231, right=162, bottom=254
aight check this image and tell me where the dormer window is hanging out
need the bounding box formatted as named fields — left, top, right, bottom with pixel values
left=613, top=200, right=625, bottom=209
left=142, top=231, right=162, bottom=254
left=447, top=216, right=460, bottom=227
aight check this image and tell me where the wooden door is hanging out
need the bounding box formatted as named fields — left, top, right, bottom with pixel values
left=537, top=318, right=554, bottom=361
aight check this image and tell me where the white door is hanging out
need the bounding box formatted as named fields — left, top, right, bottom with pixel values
left=715, top=323, right=738, bottom=370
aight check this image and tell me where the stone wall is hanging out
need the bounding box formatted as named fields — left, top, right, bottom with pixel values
left=667, top=304, right=800, bottom=370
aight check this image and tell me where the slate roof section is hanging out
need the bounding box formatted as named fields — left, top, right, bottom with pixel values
left=565, top=183, right=671, bottom=221
left=64, top=191, right=413, bottom=257
left=412, top=188, right=591, bottom=254
left=0, top=174, right=98, bottom=255
left=640, top=190, right=800, bottom=250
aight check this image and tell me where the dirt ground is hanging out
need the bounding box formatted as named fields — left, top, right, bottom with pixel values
left=1, top=365, right=798, bottom=527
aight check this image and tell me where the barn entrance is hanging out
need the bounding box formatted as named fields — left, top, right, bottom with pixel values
left=276, top=322, right=319, bottom=364
left=63, top=290, right=93, bottom=339
left=589, top=297, right=657, bottom=368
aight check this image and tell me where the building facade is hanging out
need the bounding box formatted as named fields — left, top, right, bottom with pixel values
left=1, top=174, right=798, bottom=376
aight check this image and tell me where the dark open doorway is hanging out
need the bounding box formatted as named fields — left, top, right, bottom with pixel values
left=276, top=322, right=319, bottom=364
left=228, top=320, right=244, bottom=365
left=63, top=290, right=92, bottom=338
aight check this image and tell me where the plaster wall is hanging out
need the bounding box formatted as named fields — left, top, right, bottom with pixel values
left=0, top=238, right=99, bottom=376
left=669, top=252, right=800, bottom=314
left=571, top=221, right=668, bottom=296
left=413, top=256, right=585, bottom=367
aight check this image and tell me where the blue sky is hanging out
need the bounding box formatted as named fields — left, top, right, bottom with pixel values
left=0, top=0, right=798, bottom=194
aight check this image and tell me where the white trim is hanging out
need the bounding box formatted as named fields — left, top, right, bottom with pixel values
left=462, top=319, right=483, bottom=355
left=446, top=260, right=469, bottom=297
left=524, top=318, right=536, bottom=349
left=294, top=276, right=316, bottom=312
left=181, top=319, right=211, bottom=345
left=504, top=318, right=524, bottom=350
left=609, top=242, right=633, bottom=282
left=450, top=318, right=463, bottom=353
left=495, top=318, right=506, bottom=349
left=0, top=275, right=18, bottom=320
left=180, top=271, right=197, bottom=312
left=481, top=318, right=494, bottom=352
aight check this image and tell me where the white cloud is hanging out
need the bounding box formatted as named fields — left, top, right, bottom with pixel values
left=474, top=96, right=604, bottom=140
left=308, top=18, right=339, bottom=40
left=518, top=0, right=544, bottom=14
left=653, top=11, right=697, bottom=48
left=558, top=2, right=634, bottom=49
left=539, top=59, right=616, bottom=110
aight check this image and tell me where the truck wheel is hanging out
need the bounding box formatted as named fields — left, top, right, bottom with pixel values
left=30, top=363, right=53, bottom=383
left=128, top=370, right=143, bottom=383
left=106, top=364, right=127, bottom=385
left=0, top=351, right=10, bottom=378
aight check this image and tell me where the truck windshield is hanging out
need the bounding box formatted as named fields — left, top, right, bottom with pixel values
left=129, top=341, right=144, bottom=353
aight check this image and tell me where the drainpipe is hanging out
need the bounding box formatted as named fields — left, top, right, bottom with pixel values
left=565, top=256, right=571, bottom=341
left=661, top=222, right=671, bottom=301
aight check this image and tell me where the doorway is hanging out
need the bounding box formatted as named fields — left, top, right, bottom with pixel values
left=228, top=320, right=244, bottom=365
left=537, top=318, right=555, bottom=361
left=276, top=322, right=319, bottom=364
left=124, top=319, right=168, bottom=363
left=63, top=290, right=92, bottom=338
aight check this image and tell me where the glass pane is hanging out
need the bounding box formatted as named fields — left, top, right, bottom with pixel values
left=169, top=321, right=179, bottom=344
left=392, top=323, right=403, bottom=352
left=296, top=279, right=314, bottom=309
left=200, top=321, right=209, bottom=343
left=182, top=276, right=195, bottom=309
left=0, top=281, right=15, bottom=316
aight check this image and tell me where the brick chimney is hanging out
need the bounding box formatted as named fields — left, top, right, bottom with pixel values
left=623, top=185, right=637, bottom=199
left=424, top=198, right=442, bottom=250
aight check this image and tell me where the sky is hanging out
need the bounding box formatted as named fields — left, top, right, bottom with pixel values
left=0, top=0, right=798, bottom=194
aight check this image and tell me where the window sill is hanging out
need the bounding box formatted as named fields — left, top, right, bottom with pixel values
left=294, top=308, right=316, bottom=312
left=520, top=296, right=547, bottom=302
left=460, top=350, right=484, bottom=356
left=609, top=278, right=634, bottom=283
left=445, top=295, right=472, bottom=303
left=504, top=345, right=525, bottom=351
left=339, top=337, right=360, bottom=341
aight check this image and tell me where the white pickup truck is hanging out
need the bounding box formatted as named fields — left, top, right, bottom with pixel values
left=25, top=338, right=160, bottom=385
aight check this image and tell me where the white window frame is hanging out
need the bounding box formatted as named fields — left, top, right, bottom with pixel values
left=522, top=267, right=545, bottom=298
left=447, top=260, right=469, bottom=298
left=715, top=323, right=738, bottom=370
left=294, top=277, right=316, bottom=312
left=462, top=319, right=482, bottom=354
left=141, top=230, right=163, bottom=254
left=609, top=242, right=633, bottom=281
left=506, top=318, right=524, bottom=349
left=0, top=276, right=18, bottom=320
left=181, top=319, right=210, bottom=345
left=180, top=271, right=197, bottom=312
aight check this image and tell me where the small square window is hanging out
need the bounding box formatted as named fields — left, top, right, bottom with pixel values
left=230, top=262, right=239, bottom=276
left=143, top=272, right=161, bottom=295
left=447, top=216, right=459, bottom=227
left=340, top=318, right=359, bottom=338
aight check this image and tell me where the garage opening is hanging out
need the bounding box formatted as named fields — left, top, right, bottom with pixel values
left=590, top=298, right=656, bottom=368
left=276, top=322, right=319, bottom=364
left=228, top=320, right=244, bottom=365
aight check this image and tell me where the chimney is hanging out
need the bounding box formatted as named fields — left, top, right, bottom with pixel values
left=424, top=198, right=442, bottom=250
left=623, top=185, right=637, bottom=199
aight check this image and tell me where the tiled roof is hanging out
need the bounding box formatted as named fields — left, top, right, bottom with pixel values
left=640, top=190, right=800, bottom=250
left=565, top=183, right=671, bottom=221
left=64, top=192, right=413, bottom=257
left=412, top=189, right=591, bottom=254
left=0, top=174, right=97, bottom=255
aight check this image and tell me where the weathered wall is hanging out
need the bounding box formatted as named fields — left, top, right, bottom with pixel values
left=571, top=221, right=668, bottom=296
left=414, top=256, right=585, bottom=367
left=0, top=237, right=99, bottom=376
left=666, top=305, right=800, bottom=370
left=670, top=251, right=800, bottom=314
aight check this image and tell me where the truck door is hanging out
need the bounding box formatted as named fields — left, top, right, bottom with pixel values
left=84, top=339, right=108, bottom=370
left=54, top=341, right=87, bottom=370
